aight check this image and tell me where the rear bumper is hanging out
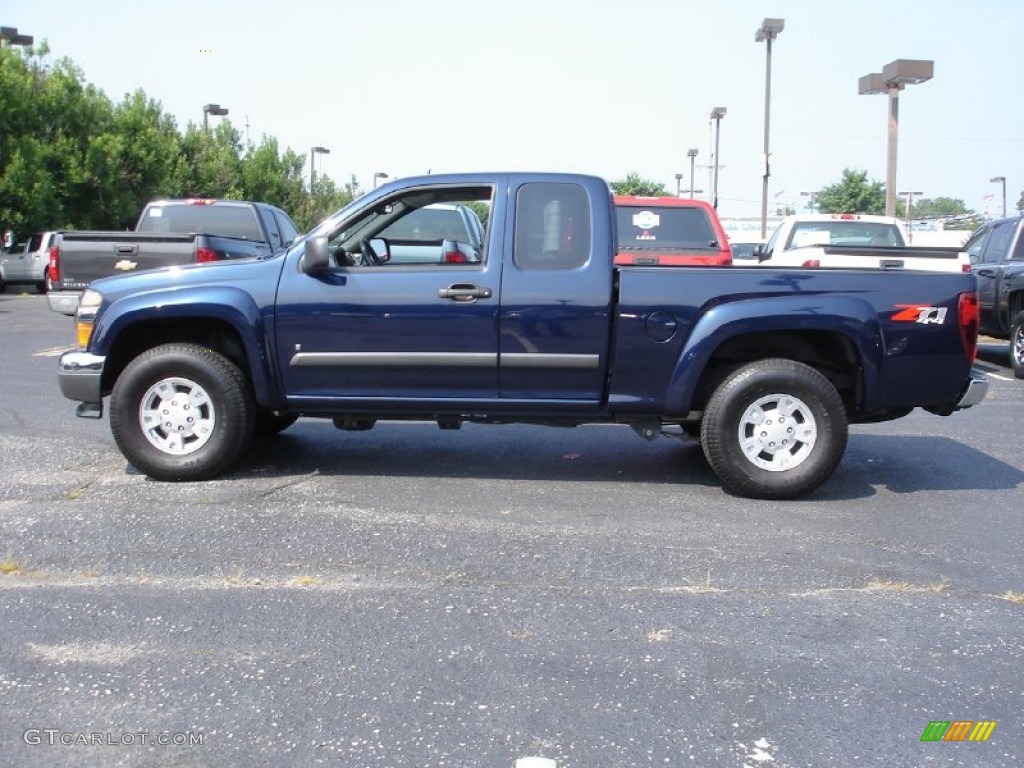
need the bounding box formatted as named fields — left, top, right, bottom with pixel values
left=956, top=372, right=989, bottom=409
left=48, top=291, right=80, bottom=315
left=58, top=351, right=105, bottom=412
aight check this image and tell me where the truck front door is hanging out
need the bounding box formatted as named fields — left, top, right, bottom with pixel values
left=273, top=182, right=502, bottom=407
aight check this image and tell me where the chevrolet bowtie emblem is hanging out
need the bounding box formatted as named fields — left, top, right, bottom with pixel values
left=114, top=259, right=138, bottom=271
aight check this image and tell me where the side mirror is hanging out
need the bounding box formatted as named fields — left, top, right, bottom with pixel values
left=369, top=238, right=390, bottom=263
left=755, top=245, right=769, bottom=262
left=300, top=235, right=330, bottom=273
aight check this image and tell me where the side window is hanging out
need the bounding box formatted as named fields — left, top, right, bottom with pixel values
left=1011, top=228, right=1024, bottom=261
left=259, top=208, right=283, bottom=250
left=326, top=185, right=492, bottom=268
left=963, top=226, right=990, bottom=264
left=979, top=221, right=1015, bottom=264
left=274, top=209, right=299, bottom=246
left=513, top=183, right=591, bottom=270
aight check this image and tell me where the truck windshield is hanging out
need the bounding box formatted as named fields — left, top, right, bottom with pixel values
left=616, top=205, right=717, bottom=250
left=137, top=204, right=264, bottom=242
left=787, top=222, right=905, bottom=249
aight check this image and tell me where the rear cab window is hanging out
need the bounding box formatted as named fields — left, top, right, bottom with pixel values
left=137, top=202, right=264, bottom=242
left=615, top=204, right=717, bottom=252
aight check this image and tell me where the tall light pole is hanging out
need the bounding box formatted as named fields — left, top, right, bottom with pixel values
left=202, top=103, right=228, bottom=131
left=898, top=190, right=923, bottom=243
left=0, top=25, right=34, bottom=47
left=800, top=191, right=818, bottom=213
left=373, top=172, right=389, bottom=188
left=990, top=176, right=1007, bottom=218
left=858, top=59, right=934, bottom=217
left=674, top=173, right=683, bottom=197
left=756, top=18, right=784, bottom=239
left=687, top=149, right=698, bottom=198
left=310, top=146, right=330, bottom=195
left=709, top=107, right=727, bottom=210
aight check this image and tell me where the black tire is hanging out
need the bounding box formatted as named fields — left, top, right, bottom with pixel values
left=109, top=344, right=254, bottom=481
left=254, top=410, right=298, bottom=437
left=1011, top=310, right=1024, bottom=380
left=36, top=279, right=48, bottom=294
left=700, top=358, right=848, bottom=500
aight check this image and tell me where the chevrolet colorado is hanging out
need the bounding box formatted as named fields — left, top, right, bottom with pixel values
left=58, top=173, right=987, bottom=499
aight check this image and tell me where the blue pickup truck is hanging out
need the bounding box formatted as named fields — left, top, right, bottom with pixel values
left=57, top=173, right=987, bottom=499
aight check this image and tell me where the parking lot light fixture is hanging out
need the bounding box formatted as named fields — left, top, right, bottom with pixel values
left=709, top=108, right=727, bottom=210
left=859, top=59, right=934, bottom=217
left=899, top=190, right=923, bottom=243
left=202, top=103, right=229, bottom=131
left=373, top=172, right=389, bottom=188
left=756, top=18, right=784, bottom=239
left=800, top=191, right=818, bottom=213
left=0, top=26, right=34, bottom=47
left=687, top=149, right=699, bottom=198
left=310, top=146, right=330, bottom=195
left=990, top=176, right=1007, bottom=218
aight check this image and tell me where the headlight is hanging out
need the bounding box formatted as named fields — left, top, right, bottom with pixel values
left=76, top=289, right=103, bottom=350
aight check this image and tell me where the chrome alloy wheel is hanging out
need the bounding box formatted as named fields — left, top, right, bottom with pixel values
left=737, top=393, right=817, bottom=472
left=138, top=377, right=216, bottom=455
left=1013, top=323, right=1024, bottom=370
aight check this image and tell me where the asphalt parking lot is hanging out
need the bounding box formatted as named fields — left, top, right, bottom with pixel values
left=1, top=291, right=1022, bottom=767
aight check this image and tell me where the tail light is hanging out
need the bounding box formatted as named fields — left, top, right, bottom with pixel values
left=962, top=263, right=971, bottom=273
left=196, top=247, right=218, bottom=263
left=48, top=244, right=59, bottom=282
left=443, top=250, right=469, bottom=263
left=958, top=291, right=979, bottom=361
left=802, top=259, right=821, bottom=268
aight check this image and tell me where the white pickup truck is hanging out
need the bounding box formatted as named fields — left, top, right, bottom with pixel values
left=754, top=214, right=970, bottom=272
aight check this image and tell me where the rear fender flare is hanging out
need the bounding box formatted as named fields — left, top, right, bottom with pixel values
left=664, top=296, right=883, bottom=414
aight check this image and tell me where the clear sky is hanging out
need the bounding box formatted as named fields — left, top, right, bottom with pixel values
left=5, top=0, right=1022, bottom=219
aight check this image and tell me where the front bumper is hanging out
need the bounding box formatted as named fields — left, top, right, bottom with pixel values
left=58, top=351, right=106, bottom=416
left=956, top=372, right=989, bottom=409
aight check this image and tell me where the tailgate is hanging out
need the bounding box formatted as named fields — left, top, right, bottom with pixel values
left=58, top=234, right=198, bottom=287
left=818, top=245, right=966, bottom=272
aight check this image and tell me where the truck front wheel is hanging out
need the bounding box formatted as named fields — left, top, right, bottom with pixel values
left=110, top=344, right=254, bottom=481
left=1011, top=311, right=1024, bottom=379
left=700, top=359, right=847, bottom=500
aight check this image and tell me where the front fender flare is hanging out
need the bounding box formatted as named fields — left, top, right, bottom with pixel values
left=90, top=286, right=280, bottom=407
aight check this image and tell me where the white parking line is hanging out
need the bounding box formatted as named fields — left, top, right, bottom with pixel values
left=32, top=346, right=74, bottom=357
left=987, top=372, right=1012, bottom=381
left=516, top=758, right=556, bottom=768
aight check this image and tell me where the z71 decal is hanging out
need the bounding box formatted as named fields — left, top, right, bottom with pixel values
left=892, top=304, right=948, bottom=324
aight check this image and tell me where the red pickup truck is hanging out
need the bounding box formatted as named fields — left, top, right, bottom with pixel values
left=614, top=196, right=732, bottom=266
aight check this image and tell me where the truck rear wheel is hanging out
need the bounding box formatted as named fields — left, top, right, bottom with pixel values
left=110, top=344, right=254, bottom=481
left=1011, top=311, right=1024, bottom=379
left=700, top=358, right=847, bottom=499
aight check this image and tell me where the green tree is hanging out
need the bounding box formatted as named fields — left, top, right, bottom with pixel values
left=909, top=197, right=970, bottom=219
left=1017, top=190, right=1023, bottom=214
left=79, top=90, right=182, bottom=228
left=610, top=172, right=670, bottom=197
left=238, top=136, right=306, bottom=215
left=815, top=169, right=886, bottom=215
left=171, top=120, right=244, bottom=199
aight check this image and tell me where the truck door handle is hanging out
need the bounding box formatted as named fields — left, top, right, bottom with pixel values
left=116, top=244, right=139, bottom=254
left=438, top=283, right=492, bottom=302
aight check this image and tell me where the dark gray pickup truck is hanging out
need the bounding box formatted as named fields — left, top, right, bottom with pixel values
left=47, top=199, right=299, bottom=315
left=965, top=215, right=1024, bottom=377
